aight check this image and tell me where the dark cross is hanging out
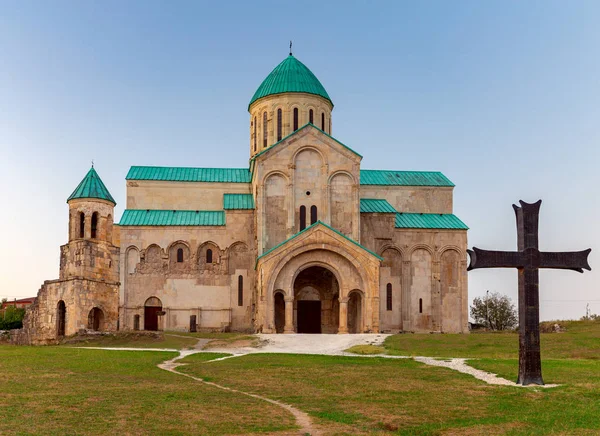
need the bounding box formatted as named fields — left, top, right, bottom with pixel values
left=289, top=40, right=293, bottom=56
left=468, top=200, right=591, bottom=385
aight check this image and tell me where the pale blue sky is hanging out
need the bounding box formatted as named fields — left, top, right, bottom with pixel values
left=1, top=1, right=598, bottom=320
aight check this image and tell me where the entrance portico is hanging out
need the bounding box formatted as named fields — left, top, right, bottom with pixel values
left=255, top=222, right=382, bottom=334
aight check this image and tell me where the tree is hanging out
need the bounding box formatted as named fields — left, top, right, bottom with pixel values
left=470, top=291, right=517, bottom=331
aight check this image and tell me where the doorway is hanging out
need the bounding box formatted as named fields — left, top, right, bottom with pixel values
left=293, top=266, right=339, bottom=334
left=274, top=292, right=285, bottom=333
left=87, top=307, right=105, bottom=331
left=144, top=297, right=162, bottom=331
left=297, top=301, right=321, bottom=333
left=348, top=292, right=362, bottom=333
left=56, top=300, right=66, bottom=337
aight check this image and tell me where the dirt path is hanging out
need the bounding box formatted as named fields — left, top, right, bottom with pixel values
left=158, top=349, right=319, bottom=435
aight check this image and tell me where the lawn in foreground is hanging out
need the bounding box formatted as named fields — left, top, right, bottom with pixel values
left=0, top=346, right=295, bottom=435
left=384, top=319, right=600, bottom=359
left=179, top=353, right=600, bottom=435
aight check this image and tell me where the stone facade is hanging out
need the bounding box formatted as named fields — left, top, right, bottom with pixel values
left=17, top=53, right=470, bottom=344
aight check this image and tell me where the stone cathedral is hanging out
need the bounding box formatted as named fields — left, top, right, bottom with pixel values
left=18, top=53, right=469, bottom=344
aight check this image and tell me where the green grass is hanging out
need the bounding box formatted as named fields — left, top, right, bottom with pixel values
left=179, top=352, right=600, bottom=435
left=345, top=344, right=385, bottom=355
left=0, top=347, right=296, bottom=435
left=1, top=320, right=599, bottom=435
left=384, top=319, right=600, bottom=359
left=64, top=332, right=200, bottom=349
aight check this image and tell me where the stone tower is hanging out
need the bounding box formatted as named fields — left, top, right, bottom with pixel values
left=15, top=167, right=120, bottom=344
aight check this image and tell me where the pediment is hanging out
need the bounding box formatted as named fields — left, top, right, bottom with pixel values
left=251, top=124, right=362, bottom=167
left=256, top=221, right=382, bottom=269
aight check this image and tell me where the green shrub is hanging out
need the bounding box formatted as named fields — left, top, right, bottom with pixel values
left=0, top=306, right=26, bottom=330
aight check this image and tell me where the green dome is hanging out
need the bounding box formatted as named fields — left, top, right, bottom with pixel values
left=249, top=55, right=332, bottom=109
left=67, top=167, right=116, bottom=205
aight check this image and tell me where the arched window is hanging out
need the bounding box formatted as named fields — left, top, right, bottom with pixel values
left=293, top=107, right=299, bottom=131
left=91, top=212, right=98, bottom=239
left=321, top=112, right=325, bottom=131
left=419, top=298, right=423, bottom=314
left=263, top=112, right=268, bottom=148
left=310, top=205, right=317, bottom=225
left=206, top=249, right=213, bottom=264
left=177, top=248, right=184, bottom=263
left=299, top=205, right=306, bottom=231
left=238, top=275, right=243, bottom=306
left=79, top=212, right=85, bottom=238
left=253, top=116, right=257, bottom=152
left=277, top=108, right=282, bottom=141
left=386, top=283, right=393, bottom=311
left=309, top=109, right=314, bottom=124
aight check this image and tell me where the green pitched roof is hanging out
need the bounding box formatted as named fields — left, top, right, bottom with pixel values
left=67, top=167, right=116, bottom=205
left=223, top=194, right=255, bottom=210
left=360, top=170, right=455, bottom=187
left=126, top=166, right=251, bottom=183
left=256, top=220, right=383, bottom=267
left=249, top=55, right=332, bottom=109
left=119, top=210, right=225, bottom=226
left=395, top=213, right=468, bottom=230
left=360, top=199, right=397, bottom=213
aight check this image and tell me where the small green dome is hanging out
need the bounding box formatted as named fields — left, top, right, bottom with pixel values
left=249, top=55, right=332, bottom=109
left=67, top=167, right=116, bottom=205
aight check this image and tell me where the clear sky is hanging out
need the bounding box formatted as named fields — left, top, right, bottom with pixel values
left=1, top=1, right=598, bottom=320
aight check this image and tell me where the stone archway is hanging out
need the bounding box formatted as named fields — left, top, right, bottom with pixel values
left=274, top=292, right=285, bottom=333
left=294, top=266, right=339, bottom=334
left=348, top=291, right=363, bottom=333
left=56, top=300, right=66, bottom=337
left=144, top=297, right=162, bottom=331
left=87, top=307, right=105, bottom=331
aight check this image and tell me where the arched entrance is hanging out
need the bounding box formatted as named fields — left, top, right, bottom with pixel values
left=348, top=291, right=362, bottom=333
left=56, top=300, right=66, bottom=337
left=294, top=266, right=339, bottom=334
left=144, top=297, right=162, bottom=331
left=274, top=292, right=285, bottom=333
left=87, top=307, right=105, bottom=331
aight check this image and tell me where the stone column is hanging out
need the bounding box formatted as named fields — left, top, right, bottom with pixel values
left=338, top=297, right=349, bottom=334
left=284, top=296, right=295, bottom=333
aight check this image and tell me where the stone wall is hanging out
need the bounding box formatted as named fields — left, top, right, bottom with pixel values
left=14, top=278, right=119, bottom=345
left=359, top=185, right=454, bottom=214
left=119, top=210, right=255, bottom=332
left=253, top=125, right=362, bottom=254
left=360, top=213, right=468, bottom=333
left=126, top=180, right=250, bottom=210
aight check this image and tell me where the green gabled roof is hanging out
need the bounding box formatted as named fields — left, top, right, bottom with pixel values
left=126, top=166, right=251, bottom=183
left=360, top=170, right=455, bottom=187
left=67, top=167, right=116, bottom=205
left=223, top=193, right=255, bottom=210
left=395, top=213, right=468, bottom=230
left=256, top=220, right=383, bottom=267
left=251, top=123, right=362, bottom=164
left=249, top=55, right=332, bottom=109
left=119, top=210, right=225, bottom=226
left=360, top=199, right=397, bottom=213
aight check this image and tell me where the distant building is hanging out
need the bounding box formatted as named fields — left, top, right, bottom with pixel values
left=2, top=297, right=36, bottom=310
left=16, top=52, right=469, bottom=344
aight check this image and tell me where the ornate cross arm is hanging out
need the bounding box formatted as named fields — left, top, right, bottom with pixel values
left=539, top=249, right=592, bottom=273
left=467, top=247, right=524, bottom=271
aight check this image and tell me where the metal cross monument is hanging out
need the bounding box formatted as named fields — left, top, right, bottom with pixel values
left=467, top=200, right=591, bottom=385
